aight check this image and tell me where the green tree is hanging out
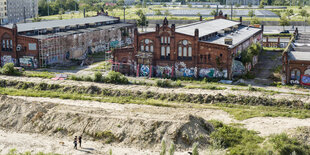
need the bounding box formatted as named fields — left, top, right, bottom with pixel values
left=279, top=15, right=290, bottom=30
left=136, top=10, right=148, bottom=32
left=248, top=10, right=255, bottom=19
left=188, top=4, right=192, bottom=8
left=251, top=17, right=261, bottom=25
left=210, top=10, right=217, bottom=16
left=192, top=143, right=199, bottom=155
left=164, top=10, right=171, bottom=16
left=155, top=10, right=162, bottom=16
left=300, top=9, right=308, bottom=20
left=248, top=3, right=252, bottom=7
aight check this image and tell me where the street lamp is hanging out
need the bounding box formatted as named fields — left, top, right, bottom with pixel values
left=123, top=5, right=126, bottom=23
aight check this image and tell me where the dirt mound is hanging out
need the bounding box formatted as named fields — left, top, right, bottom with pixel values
left=0, top=95, right=214, bottom=150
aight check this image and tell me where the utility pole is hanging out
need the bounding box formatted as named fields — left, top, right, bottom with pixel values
left=231, top=3, right=233, bottom=20
left=48, top=1, right=50, bottom=16
left=123, top=5, right=126, bottom=23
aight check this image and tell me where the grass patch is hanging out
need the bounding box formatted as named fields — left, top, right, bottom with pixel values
left=185, top=85, right=226, bottom=90
left=24, top=71, right=56, bottom=79
left=214, top=103, right=310, bottom=120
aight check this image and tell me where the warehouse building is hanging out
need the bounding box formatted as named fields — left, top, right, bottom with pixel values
left=282, top=31, right=310, bottom=86
left=0, top=15, right=134, bottom=68
left=113, top=12, right=263, bottom=79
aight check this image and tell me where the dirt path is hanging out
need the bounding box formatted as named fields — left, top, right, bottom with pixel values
left=10, top=96, right=310, bottom=137
left=0, top=129, right=165, bottom=155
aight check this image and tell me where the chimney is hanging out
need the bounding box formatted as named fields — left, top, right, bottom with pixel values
left=23, top=7, right=26, bottom=23
left=200, top=16, right=202, bottom=21
left=239, top=16, right=242, bottom=23
left=171, top=24, right=175, bottom=32
left=156, top=24, right=160, bottom=32
left=83, top=8, right=86, bottom=18
left=195, top=29, right=199, bottom=39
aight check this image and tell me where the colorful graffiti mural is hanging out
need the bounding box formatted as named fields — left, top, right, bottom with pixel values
left=19, top=56, right=38, bottom=68
left=199, top=68, right=228, bottom=78
left=110, top=40, right=120, bottom=48
left=156, top=66, right=172, bottom=77
left=140, top=65, right=150, bottom=76
left=174, top=62, right=195, bottom=77
left=232, top=60, right=245, bottom=76
left=301, top=75, right=310, bottom=86
left=1, top=55, right=15, bottom=66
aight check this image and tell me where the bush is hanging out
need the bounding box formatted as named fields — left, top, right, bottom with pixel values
left=94, top=71, right=103, bottom=82
left=269, top=133, right=310, bottom=155
left=209, top=120, right=263, bottom=150
left=104, top=71, right=129, bottom=84
left=1, top=63, right=21, bottom=76
left=156, top=79, right=172, bottom=88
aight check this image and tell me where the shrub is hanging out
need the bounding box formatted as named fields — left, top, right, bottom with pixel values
left=209, top=120, right=263, bottom=150
left=1, top=63, right=21, bottom=76
left=269, top=133, right=310, bottom=155
left=104, top=71, right=129, bottom=84
left=156, top=79, right=172, bottom=88
left=94, top=71, right=103, bottom=82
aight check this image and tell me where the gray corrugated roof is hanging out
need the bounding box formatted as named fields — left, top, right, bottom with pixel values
left=289, top=51, right=310, bottom=61
left=27, top=23, right=132, bottom=40
left=3, top=16, right=118, bottom=32
left=207, top=26, right=261, bottom=47
left=175, top=19, right=240, bottom=37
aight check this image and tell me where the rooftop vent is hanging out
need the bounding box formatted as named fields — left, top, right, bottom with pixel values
left=224, top=37, right=233, bottom=45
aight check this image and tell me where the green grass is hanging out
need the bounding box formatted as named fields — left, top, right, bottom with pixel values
left=214, top=103, right=310, bottom=120
left=185, top=85, right=226, bottom=90
left=0, top=87, right=177, bottom=108
left=263, top=47, right=285, bottom=51
left=91, top=61, right=112, bottom=71
left=23, top=71, right=56, bottom=79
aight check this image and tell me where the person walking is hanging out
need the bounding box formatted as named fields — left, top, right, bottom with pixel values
left=74, top=136, right=77, bottom=149
left=78, top=135, right=82, bottom=148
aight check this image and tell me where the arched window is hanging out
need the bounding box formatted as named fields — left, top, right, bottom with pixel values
left=160, top=34, right=171, bottom=60
left=1, top=33, right=12, bottom=52
left=291, top=69, right=301, bottom=80
left=161, top=46, right=165, bottom=56
left=178, top=40, right=192, bottom=60
left=140, top=39, right=154, bottom=52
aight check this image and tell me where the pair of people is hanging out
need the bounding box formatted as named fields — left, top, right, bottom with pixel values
left=74, top=135, right=82, bottom=149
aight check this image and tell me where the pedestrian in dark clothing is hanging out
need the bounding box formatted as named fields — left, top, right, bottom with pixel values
left=74, top=136, right=77, bottom=149
left=78, top=135, right=82, bottom=148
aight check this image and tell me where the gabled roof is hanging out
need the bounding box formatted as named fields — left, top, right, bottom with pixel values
left=175, top=19, right=240, bottom=37
left=3, top=16, right=118, bottom=32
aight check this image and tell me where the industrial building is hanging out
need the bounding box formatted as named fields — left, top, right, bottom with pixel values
left=0, top=0, right=38, bottom=24
left=283, top=31, right=310, bottom=86
left=113, top=12, right=263, bottom=79
left=0, top=15, right=134, bottom=68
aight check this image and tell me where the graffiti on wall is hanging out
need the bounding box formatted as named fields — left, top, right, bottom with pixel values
left=232, top=60, right=245, bottom=76
left=110, top=40, right=120, bottom=48
left=290, top=80, right=300, bottom=85
left=174, top=62, right=195, bottom=77
left=19, top=56, right=38, bottom=68
left=140, top=65, right=150, bottom=76
left=199, top=68, right=228, bottom=78
left=305, top=69, right=310, bottom=75
left=301, top=75, right=310, bottom=86
left=156, top=66, right=172, bottom=77
left=1, top=55, right=14, bottom=66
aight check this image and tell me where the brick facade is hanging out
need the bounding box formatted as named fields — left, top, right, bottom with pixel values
left=0, top=25, right=39, bottom=68
left=114, top=17, right=263, bottom=79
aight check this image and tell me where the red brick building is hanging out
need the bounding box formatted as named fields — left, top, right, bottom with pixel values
left=113, top=14, right=263, bottom=79
left=0, top=16, right=134, bottom=68
left=0, top=24, right=39, bottom=68
left=282, top=31, right=310, bottom=86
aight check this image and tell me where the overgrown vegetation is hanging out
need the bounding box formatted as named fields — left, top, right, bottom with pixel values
left=0, top=79, right=309, bottom=120
left=209, top=120, right=310, bottom=154
left=1, top=63, right=22, bottom=76
left=69, top=71, right=129, bottom=84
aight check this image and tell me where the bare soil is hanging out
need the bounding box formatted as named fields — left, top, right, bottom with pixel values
left=1, top=95, right=310, bottom=154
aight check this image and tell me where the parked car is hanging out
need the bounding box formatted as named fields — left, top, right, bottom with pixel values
left=280, top=30, right=290, bottom=34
